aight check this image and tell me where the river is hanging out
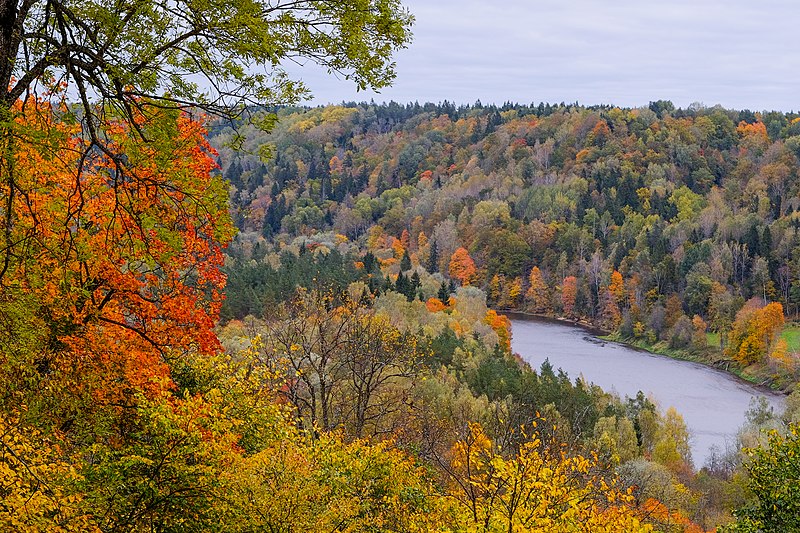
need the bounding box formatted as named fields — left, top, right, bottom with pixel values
left=509, top=315, right=786, bottom=466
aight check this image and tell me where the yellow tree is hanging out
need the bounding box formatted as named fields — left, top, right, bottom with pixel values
left=526, top=266, right=550, bottom=313
left=609, top=270, right=625, bottom=304
left=507, top=277, right=523, bottom=308
left=726, top=301, right=784, bottom=366
left=0, top=414, right=98, bottom=532
left=444, top=423, right=652, bottom=532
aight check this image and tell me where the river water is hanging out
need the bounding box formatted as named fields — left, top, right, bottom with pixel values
left=509, top=315, right=786, bottom=466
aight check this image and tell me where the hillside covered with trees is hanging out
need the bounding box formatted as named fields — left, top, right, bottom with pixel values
left=2, top=0, right=800, bottom=529
left=216, top=100, right=800, bottom=388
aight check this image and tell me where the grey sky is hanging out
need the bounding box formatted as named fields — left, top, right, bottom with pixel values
left=292, top=0, right=799, bottom=111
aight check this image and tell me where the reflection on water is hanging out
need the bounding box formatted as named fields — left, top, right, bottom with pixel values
left=510, top=316, right=786, bottom=466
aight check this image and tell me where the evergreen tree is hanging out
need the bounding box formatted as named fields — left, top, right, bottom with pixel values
left=363, top=252, right=377, bottom=273
left=410, top=272, right=421, bottom=290
left=745, top=225, right=761, bottom=257
left=438, top=281, right=450, bottom=301
left=427, top=239, right=439, bottom=273
left=400, top=250, right=412, bottom=271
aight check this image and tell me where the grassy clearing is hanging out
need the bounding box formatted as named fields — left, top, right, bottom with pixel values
left=706, top=331, right=721, bottom=348
left=780, top=324, right=800, bottom=353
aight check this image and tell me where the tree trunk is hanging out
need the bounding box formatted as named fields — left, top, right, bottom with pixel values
left=0, top=0, right=19, bottom=108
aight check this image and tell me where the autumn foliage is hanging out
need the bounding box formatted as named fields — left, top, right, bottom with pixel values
left=484, top=309, right=512, bottom=353
left=3, top=94, right=777, bottom=531
left=444, top=423, right=652, bottom=532
left=449, top=246, right=477, bottom=285
left=1, top=97, right=233, bottom=405
left=526, top=266, right=550, bottom=312
left=726, top=301, right=784, bottom=365
left=562, top=276, right=578, bottom=317
left=0, top=97, right=233, bottom=529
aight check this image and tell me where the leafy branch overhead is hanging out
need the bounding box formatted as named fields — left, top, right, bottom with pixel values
left=0, top=0, right=414, bottom=119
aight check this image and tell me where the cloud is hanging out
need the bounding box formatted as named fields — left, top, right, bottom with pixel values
left=293, top=0, right=799, bottom=111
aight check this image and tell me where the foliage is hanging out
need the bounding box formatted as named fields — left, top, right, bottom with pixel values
left=726, top=302, right=785, bottom=366
left=216, top=100, right=800, bottom=387
left=0, top=415, right=97, bottom=532
left=443, top=422, right=652, bottom=532
left=0, top=0, right=413, bottom=122
left=450, top=247, right=478, bottom=286
left=525, top=266, right=550, bottom=313
left=0, top=100, right=233, bottom=426
left=723, top=424, right=800, bottom=532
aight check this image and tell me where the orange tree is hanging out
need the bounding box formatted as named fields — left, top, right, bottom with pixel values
left=450, top=247, right=477, bottom=286
left=0, top=95, right=234, bottom=426
left=726, top=301, right=784, bottom=366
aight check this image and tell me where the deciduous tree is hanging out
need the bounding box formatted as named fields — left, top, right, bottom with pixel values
left=0, top=0, right=413, bottom=119
left=443, top=423, right=652, bottom=532
left=724, top=424, right=800, bottom=532
left=449, top=247, right=477, bottom=286
left=726, top=301, right=784, bottom=366
left=562, top=276, right=578, bottom=318
left=526, top=266, right=550, bottom=313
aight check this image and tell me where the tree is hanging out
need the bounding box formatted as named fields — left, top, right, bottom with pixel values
left=263, top=290, right=353, bottom=432
left=443, top=423, right=652, bottom=532
left=0, top=0, right=413, bottom=119
left=0, top=413, right=97, bottom=531
left=507, top=276, right=523, bottom=308
left=652, top=407, right=693, bottom=474
left=609, top=270, right=625, bottom=304
left=664, top=293, right=684, bottom=330
left=427, top=238, right=440, bottom=273
left=263, top=290, right=420, bottom=437
left=723, top=424, right=800, bottom=532
left=562, top=276, right=578, bottom=318
left=400, top=249, right=412, bottom=271
left=601, top=289, right=622, bottom=329
left=449, top=247, right=477, bottom=286
left=726, top=301, right=784, bottom=366
left=526, top=266, right=550, bottom=313
left=438, top=280, right=450, bottom=301
left=0, top=101, right=234, bottom=410
left=691, top=315, right=708, bottom=350
left=484, top=309, right=511, bottom=353
left=339, top=313, right=419, bottom=437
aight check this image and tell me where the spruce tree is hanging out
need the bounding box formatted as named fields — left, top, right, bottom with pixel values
left=400, top=250, right=412, bottom=271
left=438, top=281, right=450, bottom=301
left=428, top=239, right=439, bottom=273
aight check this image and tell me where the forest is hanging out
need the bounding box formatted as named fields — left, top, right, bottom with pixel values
left=2, top=0, right=800, bottom=531
left=211, top=99, right=800, bottom=530
left=216, top=100, right=800, bottom=389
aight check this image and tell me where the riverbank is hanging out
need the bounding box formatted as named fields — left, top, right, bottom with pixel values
left=504, top=309, right=794, bottom=395
left=599, top=332, right=792, bottom=393
left=508, top=316, right=787, bottom=466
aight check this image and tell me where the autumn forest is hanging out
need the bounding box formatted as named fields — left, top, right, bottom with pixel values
left=2, top=0, right=800, bottom=532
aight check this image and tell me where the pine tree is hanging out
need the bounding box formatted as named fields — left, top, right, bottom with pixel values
left=400, top=250, right=412, bottom=271
left=438, top=281, right=450, bottom=301
left=427, top=239, right=439, bottom=273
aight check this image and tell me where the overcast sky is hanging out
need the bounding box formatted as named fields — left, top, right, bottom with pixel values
left=292, top=0, right=799, bottom=111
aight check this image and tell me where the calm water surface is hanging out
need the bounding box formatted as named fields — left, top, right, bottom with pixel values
left=510, top=316, right=786, bottom=466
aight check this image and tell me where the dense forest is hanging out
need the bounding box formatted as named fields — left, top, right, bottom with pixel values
left=215, top=100, right=800, bottom=388
left=207, top=100, right=800, bottom=531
